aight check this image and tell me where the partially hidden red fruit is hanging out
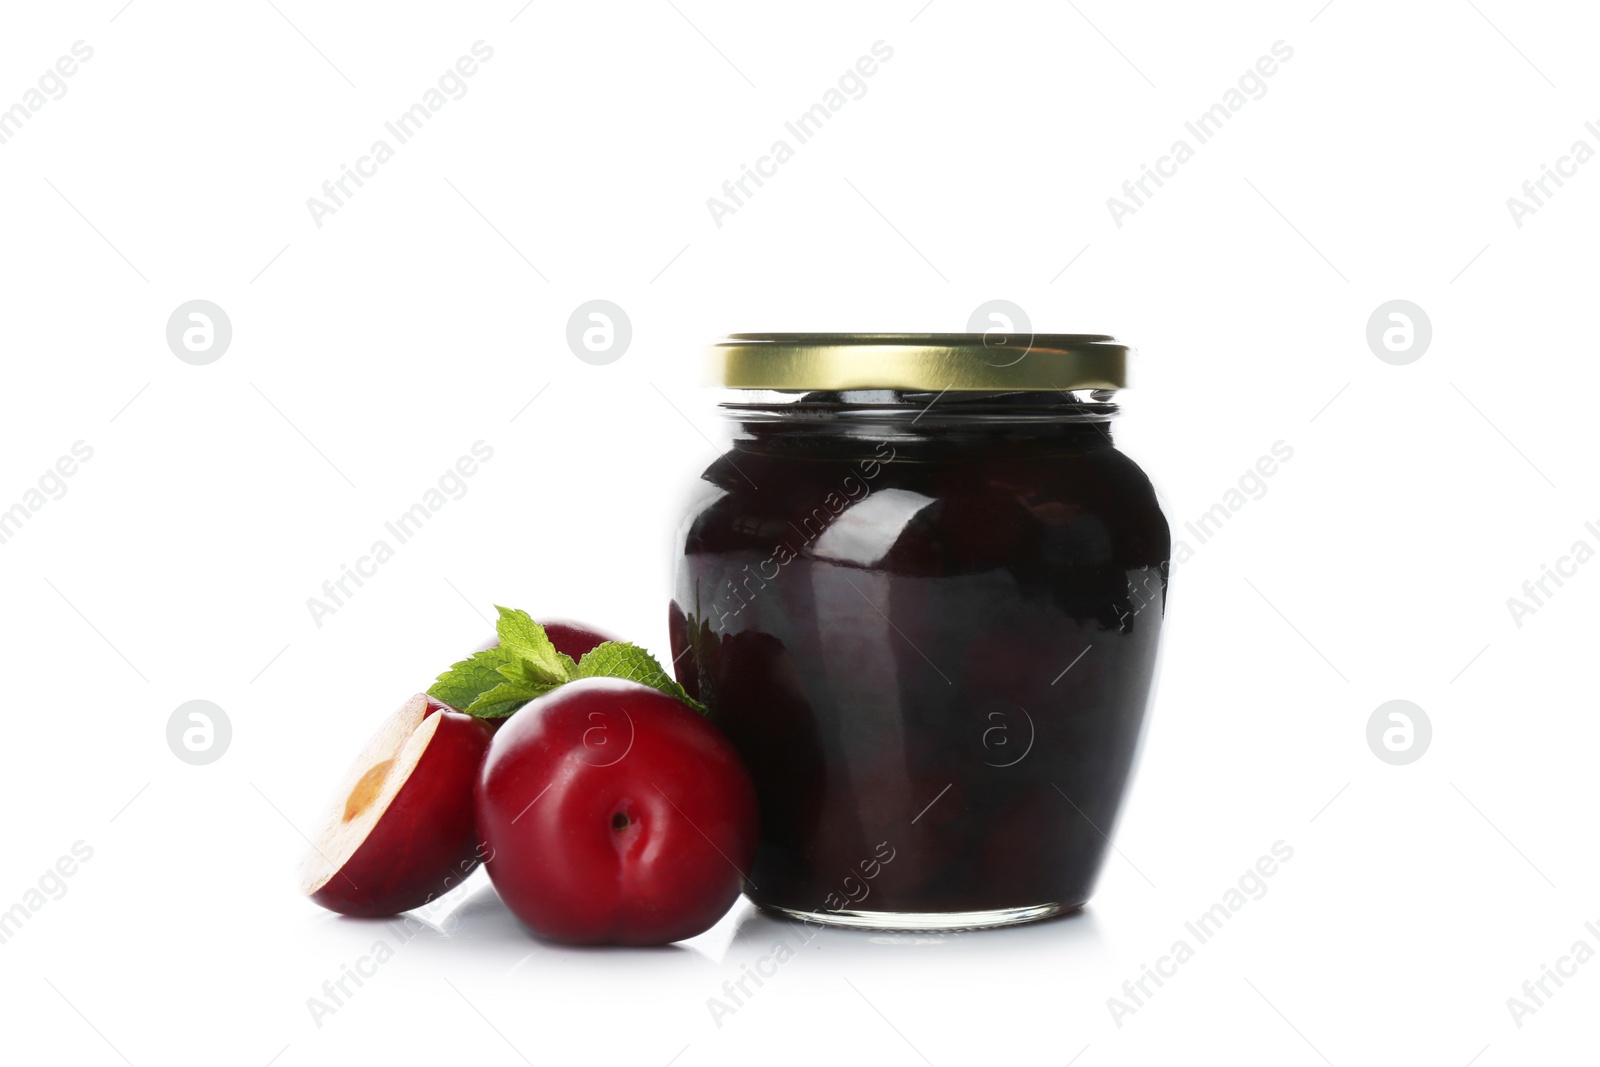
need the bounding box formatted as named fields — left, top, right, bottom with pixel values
left=471, top=618, right=620, bottom=660
left=476, top=678, right=758, bottom=945
left=301, top=694, right=493, bottom=917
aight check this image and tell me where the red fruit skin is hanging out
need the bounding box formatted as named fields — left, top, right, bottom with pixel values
left=476, top=678, right=758, bottom=945
left=309, top=709, right=494, bottom=917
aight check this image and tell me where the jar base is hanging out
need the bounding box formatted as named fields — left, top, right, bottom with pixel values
left=761, top=901, right=1075, bottom=932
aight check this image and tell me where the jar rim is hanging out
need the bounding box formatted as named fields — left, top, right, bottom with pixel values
left=711, top=333, right=1129, bottom=392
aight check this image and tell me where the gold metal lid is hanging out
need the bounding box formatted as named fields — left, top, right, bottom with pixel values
left=711, top=333, right=1129, bottom=392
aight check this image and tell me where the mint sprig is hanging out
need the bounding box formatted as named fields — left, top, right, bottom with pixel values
left=426, top=606, right=705, bottom=720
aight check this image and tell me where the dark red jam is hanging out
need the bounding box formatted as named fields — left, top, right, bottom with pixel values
left=670, top=384, right=1169, bottom=928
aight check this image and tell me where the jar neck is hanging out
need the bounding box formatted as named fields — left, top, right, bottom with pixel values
left=720, top=388, right=1118, bottom=454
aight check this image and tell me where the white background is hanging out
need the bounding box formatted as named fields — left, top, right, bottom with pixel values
left=0, top=1, right=1595, bottom=1064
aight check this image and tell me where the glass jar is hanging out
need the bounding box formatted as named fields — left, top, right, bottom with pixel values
left=669, top=334, right=1169, bottom=930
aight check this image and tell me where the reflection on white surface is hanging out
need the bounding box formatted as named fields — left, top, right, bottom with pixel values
left=811, top=488, right=936, bottom=567
left=432, top=879, right=527, bottom=944
left=722, top=899, right=1107, bottom=964
left=414, top=879, right=725, bottom=972
left=407, top=883, right=1109, bottom=976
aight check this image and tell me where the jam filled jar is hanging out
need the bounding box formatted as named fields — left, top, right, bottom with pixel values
left=668, top=334, right=1169, bottom=930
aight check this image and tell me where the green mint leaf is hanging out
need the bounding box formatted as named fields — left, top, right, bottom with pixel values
left=465, top=680, right=560, bottom=718
left=498, top=653, right=578, bottom=685
left=427, top=646, right=519, bottom=714
left=495, top=657, right=545, bottom=687
left=574, top=641, right=707, bottom=714
left=494, top=606, right=568, bottom=684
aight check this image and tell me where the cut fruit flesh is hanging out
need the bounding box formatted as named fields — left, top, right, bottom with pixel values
left=300, top=694, right=441, bottom=898
left=343, top=760, right=397, bottom=823
left=300, top=694, right=491, bottom=917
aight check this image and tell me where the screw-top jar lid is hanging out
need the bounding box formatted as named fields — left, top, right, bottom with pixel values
left=711, top=333, right=1129, bottom=392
